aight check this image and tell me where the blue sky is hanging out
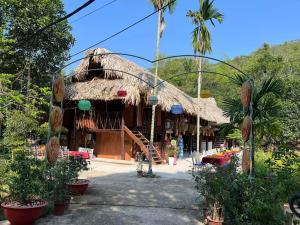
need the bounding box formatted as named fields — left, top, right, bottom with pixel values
left=63, top=0, right=300, bottom=72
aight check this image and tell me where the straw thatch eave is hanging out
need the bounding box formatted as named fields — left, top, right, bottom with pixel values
left=65, top=48, right=229, bottom=124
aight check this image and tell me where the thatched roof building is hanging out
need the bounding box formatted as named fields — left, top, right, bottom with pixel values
left=65, top=48, right=229, bottom=124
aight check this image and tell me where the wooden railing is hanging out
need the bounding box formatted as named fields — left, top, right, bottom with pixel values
left=124, top=126, right=149, bottom=159
left=77, top=112, right=122, bottom=130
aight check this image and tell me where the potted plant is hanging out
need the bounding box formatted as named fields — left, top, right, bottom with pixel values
left=165, top=144, right=177, bottom=166
left=136, top=152, right=144, bottom=177
left=1, top=148, right=48, bottom=225
left=66, top=156, right=89, bottom=195
left=48, top=159, right=71, bottom=216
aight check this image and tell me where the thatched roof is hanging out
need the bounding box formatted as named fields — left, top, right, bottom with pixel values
left=65, top=48, right=229, bottom=124
left=194, top=98, right=230, bottom=125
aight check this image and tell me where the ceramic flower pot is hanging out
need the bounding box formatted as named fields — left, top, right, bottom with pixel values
left=168, top=157, right=174, bottom=166
left=67, top=179, right=89, bottom=195
left=1, top=201, right=47, bottom=225
left=207, top=216, right=224, bottom=225
left=54, top=201, right=67, bottom=216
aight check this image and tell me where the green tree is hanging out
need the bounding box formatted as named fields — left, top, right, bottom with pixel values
left=148, top=0, right=177, bottom=173
left=0, top=0, right=74, bottom=90
left=187, top=0, right=223, bottom=153
left=0, top=0, right=73, bottom=148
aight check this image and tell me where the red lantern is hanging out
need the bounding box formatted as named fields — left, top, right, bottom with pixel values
left=117, top=89, right=127, bottom=97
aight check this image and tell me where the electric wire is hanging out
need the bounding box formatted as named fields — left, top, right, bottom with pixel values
left=70, top=0, right=177, bottom=58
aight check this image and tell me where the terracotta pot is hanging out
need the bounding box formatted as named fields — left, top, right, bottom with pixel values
left=207, top=216, right=224, bottom=225
left=54, top=201, right=66, bottom=216
left=67, top=179, right=89, bottom=195
left=1, top=201, right=47, bottom=225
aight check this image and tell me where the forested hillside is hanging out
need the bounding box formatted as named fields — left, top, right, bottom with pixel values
left=154, top=40, right=300, bottom=106
left=154, top=41, right=300, bottom=143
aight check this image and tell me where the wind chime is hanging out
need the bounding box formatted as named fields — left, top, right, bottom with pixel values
left=46, top=76, right=65, bottom=164
left=240, top=80, right=254, bottom=175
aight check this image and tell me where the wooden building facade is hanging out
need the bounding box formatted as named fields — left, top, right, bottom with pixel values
left=63, top=48, right=229, bottom=163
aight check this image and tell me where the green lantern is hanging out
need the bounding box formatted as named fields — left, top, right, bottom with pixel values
left=78, top=100, right=91, bottom=111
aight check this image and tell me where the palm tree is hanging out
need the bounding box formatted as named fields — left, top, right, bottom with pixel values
left=148, top=0, right=177, bottom=173
left=222, top=74, right=282, bottom=173
left=187, top=0, right=223, bottom=153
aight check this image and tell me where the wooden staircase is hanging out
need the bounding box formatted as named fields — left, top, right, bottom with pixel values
left=124, top=126, right=162, bottom=164
left=214, top=135, right=225, bottom=149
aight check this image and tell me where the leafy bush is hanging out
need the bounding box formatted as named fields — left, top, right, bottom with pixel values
left=67, top=156, right=89, bottom=181
left=4, top=148, right=47, bottom=204
left=46, top=159, right=70, bottom=202
left=194, top=153, right=299, bottom=225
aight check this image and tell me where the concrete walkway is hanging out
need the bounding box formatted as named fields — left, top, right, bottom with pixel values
left=36, top=159, right=203, bottom=225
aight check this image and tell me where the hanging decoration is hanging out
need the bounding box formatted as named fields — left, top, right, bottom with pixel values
left=53, top=77, right=65, bottom=102
left=200, top=90, right=211, bottom=98
left=242, top=116, right=251, bottom=142
left=117, top=89, right=127, bottom=97
left=46, top=136, right=60, bottom=164
left=78, top=100, right=92, bottom=111
left=50, top=106, right=63, bottom=133
left=242, top=149, right=250, bottom=173
left=171, top=104, right=184, bottom=115
left=148, top=95, right=158, bottom=106
left=241, top=81, right=252, bottom=108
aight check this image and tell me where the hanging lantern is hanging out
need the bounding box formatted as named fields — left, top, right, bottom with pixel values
left=200, top=90, right=211, bottom=98
left=78, top=100, right=91, bottom=111
left=171, top=104, right=184, bottom=115
left=117, top=89, right=127, bottom=97
left=148, top=95, right=158, bottom=106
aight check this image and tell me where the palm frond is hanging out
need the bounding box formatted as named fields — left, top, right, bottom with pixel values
left=231, top=74, right=251, bottom=86
left=255, top=76, right=282, bottom=102
left=222, top=98, right=243, bottom=124
left=187, top=0, right=223, bottom=54
left=149, top=0, right=177, bottom=14
left=200, top=23, right=211, bottom=54
left=191, top=27, right=200, bottom=53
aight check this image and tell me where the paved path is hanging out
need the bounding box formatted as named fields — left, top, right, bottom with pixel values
left=9, top=159, right=203, bottom=225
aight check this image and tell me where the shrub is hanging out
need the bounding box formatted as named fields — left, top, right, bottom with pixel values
left=67, top=156, right=89, bottom=181
left=4, top=148, right=47, bottom=204
left=46, top=159, right=70, bottom=202
left=194, top=154, right=298, bottom=225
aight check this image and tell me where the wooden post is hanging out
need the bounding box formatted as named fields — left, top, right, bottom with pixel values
left=121, top=111, right=125, bottom=160
left=160, top=110, right=166, bottom=157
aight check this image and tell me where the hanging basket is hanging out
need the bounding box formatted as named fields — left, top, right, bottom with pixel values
left=241, top=81, right=252, bottom=108
left=53, top=77, right=65, bottom=102
left=242, top=116, right=251, bottom=142
left=50, top=106, right=63, bottom=133
left=47, top=136, right=60, bottom=164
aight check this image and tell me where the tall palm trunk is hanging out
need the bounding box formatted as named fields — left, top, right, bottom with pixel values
left=148, top=7, right=162, bottom=174
left=196, top=56, right=203, bottom=153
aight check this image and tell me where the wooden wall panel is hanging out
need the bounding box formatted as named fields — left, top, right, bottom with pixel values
left=124, top=105, right=134, bottom=128
left=95, top=131, right=122, bottom=160
left=124, top=133, right=133, bottom=161
left=137, top=103, right=142, bottom=127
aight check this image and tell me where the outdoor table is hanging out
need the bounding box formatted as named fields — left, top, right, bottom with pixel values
left=202, top=153, right=232, bottom=166
left=67, top=151, right=90, bottom=159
